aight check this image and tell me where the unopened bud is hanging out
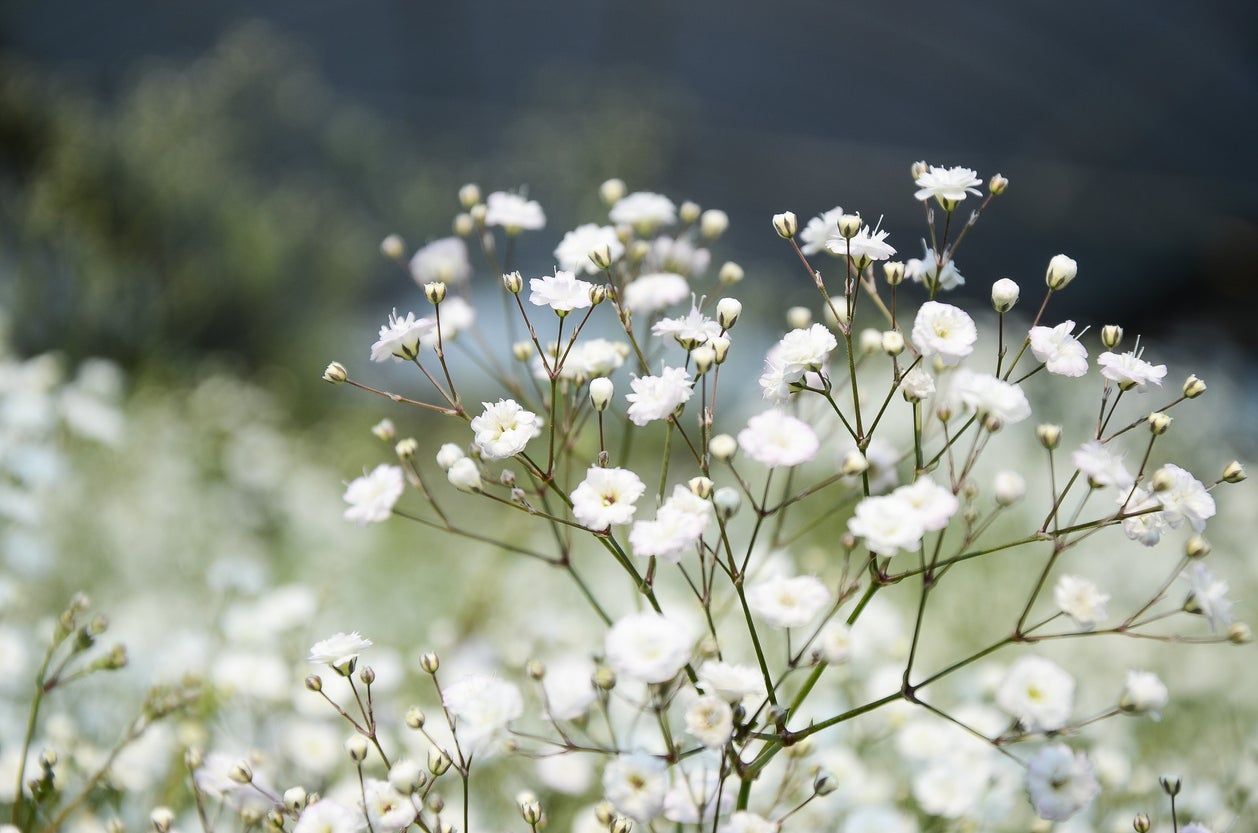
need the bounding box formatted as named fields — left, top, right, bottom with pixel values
left=405, top=707, right=426, bottom=729
left=589, top=244, right=614, bottom=271
left=424, top=282, right=447, bottom=304
left=589, top=377, right=614, bottom=412
left=692, top=345, right=716, bottom=374
left=1036, top=424, right=1062, bottom=450
left=836, top=214, right=862, bottom=239
left=1185, top=535, right=1210, bottom=559
left=372, top=419, right=396, bottom=441
left=709, top=434, right=737, bottom=461
left=1132, top=813, right=1151, bottom=833
left=346, top=735, right=369, bottom=762
left=458, top=183, right=481, bottom=209
left=1183, top=374, right=1206, bottom=398
left=420, top=652, right=440, bottom=674
left=840, top=450, right=869, bottom=476
left=1151, top=467, right=1175, bottom=493
left=786, top=306, right=812, bottom=329
left=813, top=768, right=838, bottom=796
left=991, top=278, right=1020, bottom=313
left=1045, top=253, right=1078, bottom=290
left=679, top=200, right=701, bottom=225
left=305, top=675, right=322, bottom=692
left=716, top=298, right=742, bottom=330
left=453, top=213, right=474, bottom=237
left=593, top=666, right=617, bottom=691
left=772, top=212, right=798, bottom=239
left=427, top=746, right=451, bottom=775
left=1147, top=412, right=1172, bottom=435
left=284, top=787, right=308, bottom=812
left=599, top=178, right=626, bottom=206
left=710, top=335, right=731, bottom=363
left=502, top=271, right=523, bottom=294
left=151, top=807, right=175, bottom=833
left=988, top=173, right=1009, bottom=195
left=713, top=487, right=741, bottom=519
left=228, top=761, right=253, bottom=784
left=881, top=330, right=905, bottom=356
left=396, top=438, right=419, bottom=459
left=526, top=660, right=546, bottom=680
left=700, top=209, right=729, bottom=239
left=718, top=261, right=744, bottom=285
left=512, top=341, right=534, bottom=361
left=1158, top=774, right=1181, bottom=796
left=688, top=476, right=714, bottom=499
left=911, top=161, right=929, bottom=180
left=590, top=284, right=609, bottom=306
left=380, top=234, right=406, bottom=261
left=323, top=362, right=348, bottom=384
left=1101, top=325, right=1124, bottom=349
left=859, top=328, right=882, bottom=355
left=883, top=261, right=905, bottom=286
left=1228, top=622, right=1252, bottom=644
left=1222, top=460, right=1246, bottom=483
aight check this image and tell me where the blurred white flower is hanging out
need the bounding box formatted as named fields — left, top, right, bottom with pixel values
left=603, top=752, right=668, bottom=821
left=891, top=477, right=959, bottom=532
left=684, top=695, right=734, bottom=748
left=997, top=656, right=1074, bottom=731
left=629, top=485, right=712, bottom=562
left=954, top=369, right=1031, bottom=425
left=799, top=206, right=844, bottom=255
left=485, top=191, right=546, bottom=231
left=1054, top=575, right=1109, bottom=628
left=555, top=224, right=624, bottom=274
left=1072, top=440, right=1134, bottom=489
left=737, top=410, right=819, bottom=467
left=610, top=192, right=676, bottom=231
left=848, top=494, right=924, bottom=556
left=362, top=779, right=417, bottom=830
left=1120, top=669, right=1168, bottom=718
left=605, top=611, right=693, bottom=684
left=623, top=272, right=690, bottom=314
left=697, top=660, right=765, bottom=702
left=409, top=237, right=470, bottom=286
left=747, top=574, right=831, bottom=629
left=1025, top=744, right=1098, bottom=821
left=293, top=798, right=363, bottom=833
left=442, top=674, right=524, bottom=753
left=342, top=465, right=404, bottom=524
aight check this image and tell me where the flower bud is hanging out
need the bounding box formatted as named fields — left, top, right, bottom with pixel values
left=786, top=306, right=812, bottom=329
left=991, top=278, right=1020, bottom=313
left=1045, top=253, right=1078, bottom=290
left=345, top=735, right=369, bottom=762
left=709, top=434, right=737, bottom=461
left=502, top=271, right=523, bottom=294
left=284, top=787, right=308, bottom=812
left=713, top=487, right=741, bottom=519
left=988, top=173, right=1009, bottom=195
left=359, top=665, right=376, bottom=686
left=718, top=261, right=744, bottom=284
left=599, top=178, right=626, bottom=206
left=1183, top=374, right=1206, bottom=398
left=427, top=746, right=451, bottom=775
left=305, top=675, right=322, bottom=692
left=700, top=209, right=729, bottom=239
left=389, top=759, right=425, bottom=794
left=395, top=438, right=419, bottom=459
left=1151, top=467, right=1175, bottom=492
left=512, top=341, right=534, bottom=361
left=519, top=798, right=543, bottom=825
left=840, top=450, right=868, bottom=476
left=628, top=240, right=650, bottom=263
left=323, top=362, right=348, bottom=384
left=610, top=816, right=634, bottom=833
left=447, top=458, right=482, bottom=492
left=692, top=345, right=716, bottom=374
left=716, top=298, right=742, bottom=330
left=453, top=213, right=474, bottom=237
left=679, top=200, right=701, bottom=225
left=858, top=328, right=882, bottom=355
left=1228, top=622, right=1252, bottom=644
left=405, top=707, right=426, bottom=729
left=836, top=214, right=862, bottom=239
left=911, top=160, right=928, bottom=180
left=589, top=377, right=614, bottom=412
left=372, top=419, right=396, bottom=442
left=435, top=443, right=465, bottom=470
left=593, top=666, right=616, bottom=690
left=772, top=212, right=798, bottom=239
left=688, top=476, right=714, bottom=499
left=1185, top=535, right=1210, bottom=559
left=151, top=807, right=175, bottom=833
left=813, top=768, right=838, bottom=796
left=420, top=652, right=440, bottom=674
left=1101, top=325, right=1124, bottom=349
left=588, top=244, right=614, bottom=271
left=380, top=234, right=406, bottom=260
left=594, top=802, right=616, bottom=825
left=881, top=330, right=905, bottom=356
left=883, top=261, right=905, bottom=286
left=228, top=761, right=253, bottom=784
left=822, top=301, right=850, bottom=331
left=1036, top=424, right=1062, bottom=450
left=469, top=203, right=487, bottom=224
left=590, top=284, right=609, bottom=305
left=1132, top=813, right=1151, bottom=833
left=1147, top=412, right=1172, bottom=435
left=1158, top=774, right=1181, bottom=796
left=458, top=183, right=481, bottom=209
left=1222, top=460, right=1246, bottom=483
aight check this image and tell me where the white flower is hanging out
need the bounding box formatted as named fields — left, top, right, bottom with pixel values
left=629, top=485, right=713, bottom=562
left=824, top=223, right=897, bottom=262
left=1120, top=486, right=1169, bottom=545
left=623, top=272, right=690, bottom=314
left=342, top=465, right=404, bottom=524
left=1029, top=320, right=1089, bottom=377
left=1054, top=575, right=1109, bottom=628
left=571, top=466, right=646, bottom=529
left=1098, top=350, right=1167, bottom=391
left=421, top=296, right=474, bottom=346
left=647, top=236, right=710, bottom=277
left=1072, top=440, right=1134, bottom=489
left=362, top=779, right=417, bottom=831
left=663, top=766, right=730, bottom=824
left=914, top=165, right=982, bottom=204
left=1120, top=670, right=1168, bottom=718
left=409, top=237, right=470, bottom=286
left=993, top=470, right=1026, bottom=505
left=605, top=611, right=693, bottom=683
left=913, top=760, right=989, bottom=819
left=609, top=192, right=676, bottom=230
left=911, top=301, right=977, bottom=365
left=891, top=477, right=959, bottom=532
left=446, top=458, right=482, bottom=492
left=555, top=223, right=624, bottom=274
left=747, top=574, right=831, bottom=629
left=1025, top=744, right=1098, bottom=821
left=697, top=661, right=765, bottom=702
left=900, top=366, right=936, bottom=401
left=684, top=695, right=734, bottom=748
left=991, top=277, right=1020, bottom=310
left=953, top=369, right=1031, bottom=425
left=719, top=812, right=779, bottom=833
left=603, top=753, right=668, bottom=821
left=293, top=799, right=364, bottom=833
left=541, top=659, right=597, bottom=721
left=817, top=621, right=853, bottom=665
left=652, top=303, right=722, bottom=346
left=435, top=443, right=465, bottom=470
left=441, top=674, right=524, bottom=753
left=1183, top=563, right=1233, bottom=631
left=905, top=242, right=965, bottom=291
left=529, top=270, right=595, bottom=313
left=626, top=366, right=693, bottom=426
left=736, top=410, right=819, bottom=467
left=470, top=399, right=541, bottom=459
left=534, top=338, right=629, bottom=381
left=799, top=206, right=844, bottom=255
left=308, top=632, right=372, bottom=670
left=772, top=324, right=838, bottom=378
left=485, top=191, right=545, bottom=231
left=1154, top=464, right=1216, bottom=533
left=997, top=656, right=1074, bottom=731
left=848, top=494, right=924, bottom=556
left=370, top=310, right=434, bottom=362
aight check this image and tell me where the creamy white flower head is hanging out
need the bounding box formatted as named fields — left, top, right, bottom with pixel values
left=603, top=752, right=668, bottom=822
left=1054, top=575, right=1109, bottom=628
left=605, top=611, right=693, bottom=683
left=912, top=759, right=990, bottom=819
left=1121, top=670, right=1168, bottom=718
left=848, top=494, right=924, bottom=556
left=442, top=673, right=524, bottom=754
left=736, top=410, right=819, bottom=468
left=1098, top=350, right=1167, bottom=391
left=912, top=301, right=977, bottom=365
left=891, top=477, right=959, bottom=532
left=900, top=366, right=936, bottom=401
left=1183, top=562, right=1233, bottom=631
left=362, top=779, right=417, bottom=831
left=529, top=270, right=595, bottom=313
left=953, top=369, right=1032, bottom=425
left=684, top=695, right=733, bottom=748
left=997, top=656, right=1074, bottom=731
left=647, top=236, right=710, bottom=278
left=824, top=223, right=897, bottom=262
left=914, top=165, right=982, bottom=204
left=435, top=443, right=465, bottom=470
left=1120, top=486, right=1169, bottom=546
left=609, top=191, right=677, bottom=231
left=772, top=324, right=838, bottom=379
left=470, top=399, right=541, bottom=459
left=1153, top=464, right=1216, bottom=533
left=409, top=237, right=470, bottom=286
left=555, top=223, right=624, bottom=274
left=719, top=811, right=779, bottom=833
left=905, top=241, right=965, bottom=291
left=652, top=303, right=722, bottom=347
left=626, top=366, right=694, bottom=426
left=841, top=806, right=917, bottom=833
left=371, top=310, right=434, bottom=362
left=697, top=660, right=765, bottom=703
left=799, top=206, right=844, bottom=256
left=446, top=457, right=482, bottom=492
left=343, top=464, right=404, bottom=524
left=1025, top=744, right=1098, bottom=821
left=817, top=621, right=853, bottom=665
left=571, top=466, right=646, bottom=529
left=420, top=296, right=474, bottom=347
left=1071, top=440, right=1134, bottom=489
left=485, top=191, right=546, bottom=231
left=747, top=574, right=831, bottom=629
left=1029, top=320, right=1089, bottom=377
left=993, top=470, right=1027, bottom=505
left=629, top=484, right=713, bottom=562
left=308, top=632, right=372, bottom=669
left=663, top=765, right=731, bottom=824
left=533, top=338, right=628, bottom=382
left=623, top=272, right=690, bottom=314
left=541, top=658, right=597, bottom=721
left=293, top=799, right=364, bottom=833
left=1180, top=825, right=1214, bottom=833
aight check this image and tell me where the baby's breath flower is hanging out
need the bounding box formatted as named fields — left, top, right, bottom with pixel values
left=529, top=270, right=595, bottom=314
left=1025, top=744, right=1098, bottom=821
left=485, top=191, right=546, bottom=233
left=623, top=273, right=690, bottom=315
left=470, top=399, right=541, bottom=459
left=308, top=632, right=372, bottom=672
left=571, top=466, right=646, bottom=529
left=342, top=465, right=404, bottom=524
left=605, top=611, right=693, bottom=684
left=914, top=165, right=982, bottom=208
left=912, top=302, right=977, bottom=366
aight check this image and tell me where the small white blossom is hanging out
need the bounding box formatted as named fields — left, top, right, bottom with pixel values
left=610, top=191, right=677, bottom=230
left=1154, top=464, right=1216, bottom=533
left=342, top=465, right=404, bottom=524
left=900, top=366, right=936, bottom=401
left=1120, top=670, right=1168, bottom=718
left=997, top=656, right=1074, bottom=731
left=571, top=466, right=646, bottom=529
left=605, top=611, right=693, bottom=684
left=626, top=366, right=694, bottom=426
left=371, top=310, right=434, bottom=362
left=1184, top=563, right=1233, bottom=631
left=470, top=399, right=541, bottom=459
left=912, top=301, right=977, bottom=365
left=719, top=812, right=779, bottom=833
left=848, top=494, right=924, bottom=556
left=1025, top=744, right=1098, bottom=821
left=623, top=272, right=690, bottom=314
left=529, top=270, right=595, bottom=313
left=1029, top=320, right=1089, bottom=377
left=684, top=695, right=734, bottom=748
left=1098, top=350, right=1167, bottom=391
left=1054, top=575, right=1109, bottom=628
left=629, top=485, right=713, bottom=562
left=446, top=457, right=482, bottom=492
left=824, top=223, right=897, bottom=262
left=747, top=574, right=831, bottom=629
left=485, top=191, right=546, bottom=231
left=906, top=242, right=965, bottom=291
left=555, top=223, right=624, bottom=274
left=697, top=660, right=765, bottom=702
left=442, top=674, right=524, bottom=754
left=308, top=632, right=372, bottom=670
left=914, top=165, right=982, bottom=204
left=603, top=753, right=668, bottom=821
left=409, top=237, right=470, bottom=286
left=1072, top=440, right=1134, bottom=489
left=994, top=470, right=1026, bottom=505
left=293, top=799, right=364, bottom=833
left=891, top=476, right=959, bottom=532
left=799, top=206, right=844, bottom=255
left=541, top=659, right=598, bottom=721
left=736, top=410, right=819, bottom=468
left=817, top=621, right=853, bottom=665
left=362, top=779, right=417, bottom=830
left=652, top=303, right=722, bottom=346
left=954, top=369, right=1031, bottom=425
